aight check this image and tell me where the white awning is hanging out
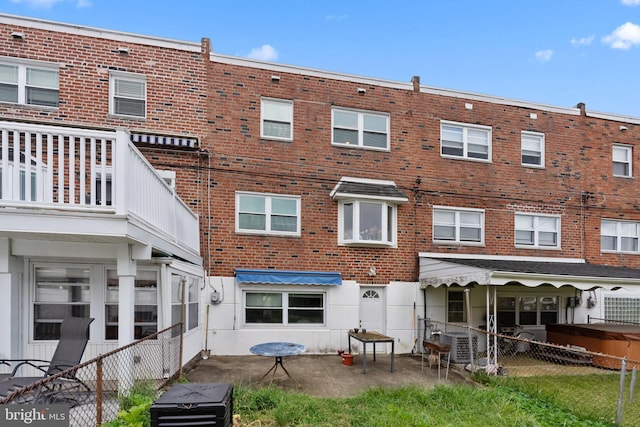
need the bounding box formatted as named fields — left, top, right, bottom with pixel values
left=418, top=255, right=640, bottom=291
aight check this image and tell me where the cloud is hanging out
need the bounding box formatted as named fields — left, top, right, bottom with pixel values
left=622, top=0, right=640, bottom=5
left=247, top=45, right=279, bottom=61
left=570, top=35, right=594, bottom=46
left=326, top=14, right=347, bottom=21
left=603, top=22, right=640, bottom=49
left=534, top=49, right=553, bottom=62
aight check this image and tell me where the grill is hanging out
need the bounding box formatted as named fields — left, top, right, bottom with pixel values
left=150, top=383, right=233, bottom=427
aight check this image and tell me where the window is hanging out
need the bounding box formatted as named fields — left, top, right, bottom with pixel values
left=604, top=297, right=640, bottom=324
left=433, top=207, right=484, bottom=244
left=261, top=98, right=293, bottom=140
left=497, top=296, right=558, bottom=329
left=236, top=192, right=300, bottom=236
left=110, top=71, right=146, bottom=118
left=613, top=145, right=632, bottom=177
left=105, top=269, right=158, bottom=340
left=521, top=131, right=544, bottom=167
left=515, top=214, right=560, bottom=248
left=34, top=266, right=91, bottom=340
left=447, top=290, right=466, bottom=323
left=440, top=121, right=491, bottom=161
left=245, top=291, right=325, bottom=325
left=601, top=219, right=640, bottom=253
left=339, top=200, right=396, bottom=246
left=0, top=60, right=59, bottom=107
left=171, top=274, right=200, bottom=333
left=332, top=108, right=389, bottom=150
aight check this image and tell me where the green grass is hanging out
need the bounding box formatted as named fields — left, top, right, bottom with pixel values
left=492, top=373, right=640, bottom=427
left=233, top=383, right=618, bottom=426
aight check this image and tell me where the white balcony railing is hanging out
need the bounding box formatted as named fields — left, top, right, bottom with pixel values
left=0, top=121, right=200, bottom=253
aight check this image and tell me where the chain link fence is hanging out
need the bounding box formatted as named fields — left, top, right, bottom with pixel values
left=0, top=322, right=183, bottom=426
left=424, top=320, right=640, bottom=426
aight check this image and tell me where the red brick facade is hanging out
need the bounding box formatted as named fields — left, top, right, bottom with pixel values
left=2, top=15, right=640, bottom=284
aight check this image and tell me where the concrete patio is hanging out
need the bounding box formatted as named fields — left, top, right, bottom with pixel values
left=184, top=353, right=470, bottom=398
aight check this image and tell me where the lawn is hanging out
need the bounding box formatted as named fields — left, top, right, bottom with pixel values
left=233, top=380, right=619, bottom=426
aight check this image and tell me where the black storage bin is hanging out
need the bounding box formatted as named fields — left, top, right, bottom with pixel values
left=150, top=383, right=233, bottom=426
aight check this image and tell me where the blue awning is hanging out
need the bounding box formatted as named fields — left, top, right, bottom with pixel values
left=235, top=269, right=342, bottom=286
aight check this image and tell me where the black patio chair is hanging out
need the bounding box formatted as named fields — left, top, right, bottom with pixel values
left=0, top=317, right=94, bottom=406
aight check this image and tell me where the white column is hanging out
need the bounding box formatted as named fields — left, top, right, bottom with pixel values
left=0, top=238, right=12, bottom=359
left=117, top=244, right=136, bottom=393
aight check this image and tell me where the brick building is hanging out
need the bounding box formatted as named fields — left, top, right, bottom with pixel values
left=2, top=13, right=640, bottom=360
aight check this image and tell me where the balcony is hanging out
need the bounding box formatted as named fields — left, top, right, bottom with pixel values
left=0, top=121, right=200, bottom=263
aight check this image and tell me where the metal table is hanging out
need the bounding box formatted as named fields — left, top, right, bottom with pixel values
left=347, top=331, right=395, bottom=374
left=249, top=342, right=306, bottom=386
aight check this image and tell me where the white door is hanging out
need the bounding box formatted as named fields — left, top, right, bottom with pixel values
left=359, top=287, right=385, bottom=332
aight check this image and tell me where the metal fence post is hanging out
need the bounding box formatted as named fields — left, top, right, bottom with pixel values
left=96, top=357, right=103, bottom=426
left=630, top=367, right=637, bottom=403
left=617, top=357, right=627, bottom=425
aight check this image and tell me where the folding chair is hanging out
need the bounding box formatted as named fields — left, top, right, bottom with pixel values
left=0, top=317, right=94, bottom=406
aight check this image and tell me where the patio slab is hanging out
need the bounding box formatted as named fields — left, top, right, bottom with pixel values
left=184, top=353, right=469, bottom=398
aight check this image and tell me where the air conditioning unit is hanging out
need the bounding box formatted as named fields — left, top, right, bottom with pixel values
left=441, top=332, right=478, bottom=363
left=150, top=383, right=233, bottom=426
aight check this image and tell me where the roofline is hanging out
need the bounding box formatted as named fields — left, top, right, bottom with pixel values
left=0, top=13, right=201, bottom=52
left=418, top=252, right=586, bottom=264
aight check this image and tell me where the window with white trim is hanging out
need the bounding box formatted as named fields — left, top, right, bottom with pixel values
left=521, top=131, right=545, bottom=167
left=440, top=121, right=491, bottom=161
left=601, top=219, right=640, bottom=253
left=245, top=291, right=325, bottom=324
left=338, top=200, right=396, bottom=246
left=109, top=71, right=146, bottom=118
left=497, top=296, right=559, bottom=329
left=236, top=192, right=301, bottom=236
left=613, top=144, right=632, bottom=177
left=34, top=266, right=91, bottom=340
left=105, top=269, right=158, bottom=340
left=261, top=98, right=293, bottom=141
left=433, top=206, right=484, bottom=244
left=332, top=108, right=389, bottom=150
left=171, top=273, right=200, bottom=334
left=0, top=60, right=59, bottom=107
left=515, top=213, right=560, bottom=248
left=447, top=289, right=467, bottom=323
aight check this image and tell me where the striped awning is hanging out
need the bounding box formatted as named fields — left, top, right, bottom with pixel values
left=235, top=269, right=342, bottom=286
left=130, top=133, right=198, bottom=149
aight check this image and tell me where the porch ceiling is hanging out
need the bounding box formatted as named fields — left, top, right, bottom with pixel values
left=418, top=256, right=640, bottom=291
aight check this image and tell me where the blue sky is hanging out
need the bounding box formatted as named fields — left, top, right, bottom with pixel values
left=3, top=0, right=640, bottom=118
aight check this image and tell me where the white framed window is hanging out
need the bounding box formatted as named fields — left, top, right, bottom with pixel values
left=34, top=265, right=91, bottom=340
left=261, top=98, right=293, bottom=141
left=332, top=107, right=390, bottom=150
left=0, top=59, right=59, bottom=107
left=171, top=273, right=200, bottom=333
left=497, top=296, right=559, bottom=328
left=601, top=219, right=640, bottom=253
left=521, top=131, right=545, bottom=167
left=447, top=289, right=467, bottom=323
left=433, top=206, right=484, bottom=245
left=338, top=199, right=396, bottom=246
left=109, top=71, right=146, bottom=118
left=440, top=121, right=491, bottom=161
left=613, top=144, right=632, bottom=177
left=244, top=291, right=325, bottom=325
left=105, top=269, right=158, bottom=340
left=515, top=213, right=560, bottom=248
left=236, top=192, right=301, bottom=236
